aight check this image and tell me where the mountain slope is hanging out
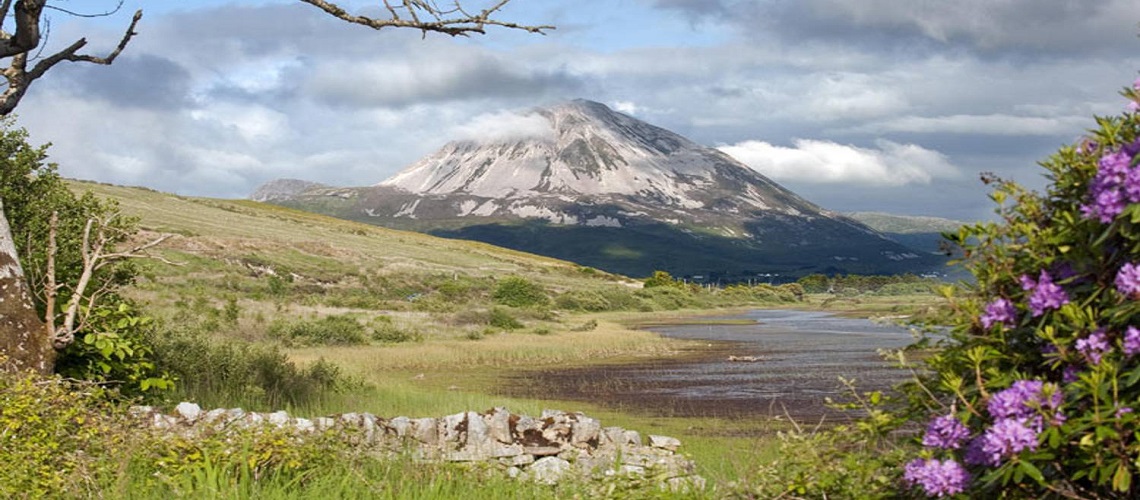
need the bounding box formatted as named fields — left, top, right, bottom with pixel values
left=258, top=100, right=946, bottom=279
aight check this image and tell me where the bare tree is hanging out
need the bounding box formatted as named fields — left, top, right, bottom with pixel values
left=0, top=0, right=550, bottom=374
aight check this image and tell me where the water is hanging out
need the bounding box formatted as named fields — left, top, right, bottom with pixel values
left=504, top=309, right=918, bottom=421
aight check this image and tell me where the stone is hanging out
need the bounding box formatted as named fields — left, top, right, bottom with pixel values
left=175, top=402, right=201, bottom=422
left=410, top=418, right=438, bottom=445
left=666, top=475, right=707, bottom=492
left=648, top=434, right=681, bottom=452
left=620, top=465, right=646, bottom=476
left=442, top=412, right=467, bottom=444
left=510, top=454, right=536, bottom=467
left=490, top=443, right=524, bottom=458
left=268, top=411, right=291, bottom=427
left=570, top=414, right=601, bottom=448
left=388, top=416, right=411, bottom=438
left=294, top=418, right=314, bottom=433
left=313, top=417, right=336, bottom=430
left=507, top=466, right=523, bottom=479
left=523, top=446, right=562, bottom=457
left=621, top=430, right=642, bottom=447
left=529, top=456, right=572, bottom=485
left=202, top=408, right=228, bottom=425
left=465, top=411, right=489, bottom=448
left=486, top=407, right=512, bottom=443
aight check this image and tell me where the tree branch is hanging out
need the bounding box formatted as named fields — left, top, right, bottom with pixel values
left=0, top=4, right=142, bottom=116
left=298, top=0, right=552, bottom=37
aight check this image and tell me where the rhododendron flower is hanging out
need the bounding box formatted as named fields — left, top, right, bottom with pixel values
left=1019, top=271, right=1069, bottom=316
left=922, top=415, right=971, bottom=450
left=980, top=298, right=1017, bottom=329
left=978, top=419, right=1039, bottom=465
left=1076, top=329, right=1111, bottom=365
left=903, top=458, right=970, bottom=497
left=988, top=380, right=1063, bottom=422
left=1115, top=262, right=1140, bottom=298
left=1124, top=326, right=1140, bottom=357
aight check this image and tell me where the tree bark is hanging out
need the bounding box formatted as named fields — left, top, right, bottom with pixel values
left=0, top=199, right=53, bottom=374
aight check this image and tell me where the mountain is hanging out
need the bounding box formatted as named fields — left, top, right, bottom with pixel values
left=846, top=211, right=968, bottom=255
left=256, top=100, right=945, bottom=280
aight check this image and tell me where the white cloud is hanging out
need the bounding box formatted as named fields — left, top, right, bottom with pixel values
left=450, top=111, right=556, bottom=143
left=612, top=100, right=641, bottom=114
left=718, top=139, right=960, bottom=186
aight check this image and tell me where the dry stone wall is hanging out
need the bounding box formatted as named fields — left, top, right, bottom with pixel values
left=131, top=403, right=703, bottom=488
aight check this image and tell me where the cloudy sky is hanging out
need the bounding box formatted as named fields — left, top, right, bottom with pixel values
left=13, top=0, right=1140, bottom=221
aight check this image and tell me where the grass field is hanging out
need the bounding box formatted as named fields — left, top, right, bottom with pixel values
left=59, top=181, right=942, bottom=496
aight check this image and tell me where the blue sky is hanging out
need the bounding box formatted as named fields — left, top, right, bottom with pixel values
left=15, top=0, right=1140, bottom=221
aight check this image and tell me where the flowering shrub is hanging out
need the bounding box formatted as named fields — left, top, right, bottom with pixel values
left=902, top=78, right=1140, bottom=498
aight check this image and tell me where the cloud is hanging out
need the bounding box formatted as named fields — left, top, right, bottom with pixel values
left=718, top=139, right=960, bottom=186
left=849, top=114, right=1093, bottom=136
left=450, top=111, right=556, bottom=143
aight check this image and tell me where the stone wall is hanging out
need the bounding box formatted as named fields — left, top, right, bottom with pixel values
left=130, top=403, right=704, bottom=489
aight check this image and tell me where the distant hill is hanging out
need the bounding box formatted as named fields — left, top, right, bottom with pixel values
left=255, top=100, right=947, bottom=280
left=845, top=211, right=970, bottom=255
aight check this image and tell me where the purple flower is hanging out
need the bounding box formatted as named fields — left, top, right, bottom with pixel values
left=980, top=298, right=1017, bottom=329
left=1019, top=271, right=1070, bottom=317
left=988, top=380, right=1063, bottom=422
left=979, top=418, right=1039, bottom=465
left=1124, top=326, right=1140, bottom=357
left=1116, top=407, right=1133, bottom=419
left=903, top=458, right=971, bottom=497
left=1076, top=329, right=1112, bottom=365
left=1082, top=148, right=1140, bottom=223
left=1062, top=365, right=1081, bottom=384
left=1115, top=263, right=1140, bottom=298
left=1133, top=76, right=1140, bottom=91
left=1129, top=100, right=1140, bottom=113
left=922, top=415, right=971, bottom=450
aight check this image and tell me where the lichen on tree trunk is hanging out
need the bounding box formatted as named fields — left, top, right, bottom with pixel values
left=0, top=199, right=52, bottom=374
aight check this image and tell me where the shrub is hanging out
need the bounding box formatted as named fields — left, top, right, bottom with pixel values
left=148, top=326, right=348, bottom=410
left=0, top=369, right=132, bottom=498
left=554, top=289, right=613, bottom=312
left=368, top=316, right=423, bottom=343
left=266, top=315, right=368, bottom=347
left=491, top=275, right=549, bottom=307
left=895, top=79, right=1140, bottom=498
left=488, top=307, right=524, bottom=330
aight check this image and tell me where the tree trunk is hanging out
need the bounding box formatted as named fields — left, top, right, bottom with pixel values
left=0, top=199, right=52, bottom=374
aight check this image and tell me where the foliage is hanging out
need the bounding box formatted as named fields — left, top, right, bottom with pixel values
left=741, top=430, right=907, bottom=499
left=54, top=301, right=174, bottom=395
left=491, top=275, right=549, bottom=308
left=488, top=307, right=524, bottom=330
left=644, top=270, right=685, bottom=289
left=0, top=368, right=130, bottom=498
left=148, top=326, right=349, bottom=410
left=369, top=316, right=423, bottom=343
left=894, top=81, right=1140, bottom=498
left=267, top=315, right=370, bottom=347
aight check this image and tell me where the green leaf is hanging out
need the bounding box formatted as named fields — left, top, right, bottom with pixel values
left=1113, top=463, right=1132, bottom=492
left=1017, top=460, right=1045, bottom=484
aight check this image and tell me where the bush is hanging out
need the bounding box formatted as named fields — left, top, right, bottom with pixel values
left=488, top=307, right=523, bottom=330
left=368, top=316, right=423, bottom=343
left=894, top=79, right=1140, bottom=498
left=0, top=369, right=131, bottom=498
left=148, top=326, right=348, bottom=410
left=491, top=275, right=549, bottom=308
left=554, top=289, right=613, bottom=312
left=266, top=315, right=368, bottom=346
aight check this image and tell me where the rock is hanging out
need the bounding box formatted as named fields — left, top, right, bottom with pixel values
left=621, top=430, right=642, bottom=447
left=388, top=416, right=411, bottom=438
left=268, top=411, right=291, bottom=427
left=490, top=443, right=524, bottom=458
left=648, top=434, right=681, bottom=452
left=485, top=407, right=512, bottom=444
left=570, top=414, right=601, bottom=448
left=524, top=446, right=562, bottom=457
left=294, top=418, right=314, bottom=433
left=175, top=402, right=201, bottom=422
left=620, top=465, right=646, bottom=476
left=442, top=412, right=467, bottom=444
left=313, top=417, right=336, bottom=430
left=509, top=454, right=536, bottom=467
left=529, top=456, right=572, bottom=485
left=666, top=475, right=707, bottom=492
left=507, top=466, right=523, bottom=479
left=465, top=411, right=489, bottom=448
left=410, top=418, right=438, bottom=445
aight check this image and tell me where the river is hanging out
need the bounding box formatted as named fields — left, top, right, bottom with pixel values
left=503, top=309, right=918, bottom=422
